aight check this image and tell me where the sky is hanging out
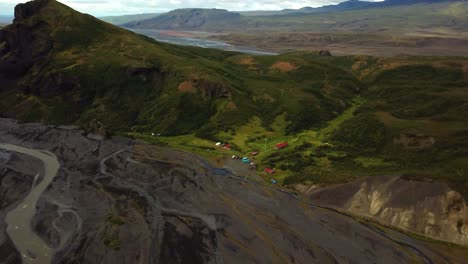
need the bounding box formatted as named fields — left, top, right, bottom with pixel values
left=0, top=0, right=382, bottom=16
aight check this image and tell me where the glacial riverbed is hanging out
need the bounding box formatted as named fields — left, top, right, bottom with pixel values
left=0, top=144, right=60, bottom=264
left=128, top=28, right=278, bottom=55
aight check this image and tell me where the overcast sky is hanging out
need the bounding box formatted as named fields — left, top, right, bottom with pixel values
left=0, top=0, right=388, bottom=16
left=0, top=0, right=381, bottom=16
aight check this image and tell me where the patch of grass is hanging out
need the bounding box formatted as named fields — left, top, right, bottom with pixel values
left=354, top=157, right=395, bottom=168
left=107, top=215, right=126, bottom=226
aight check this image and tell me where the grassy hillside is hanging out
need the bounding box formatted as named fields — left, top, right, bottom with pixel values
left=1, top=0, right=467, bottom=195
left=256, top=56, right=468, bottom=196
left=0, top=0, right=359, bottom=137
left=128, top=55, right=468, bottom=198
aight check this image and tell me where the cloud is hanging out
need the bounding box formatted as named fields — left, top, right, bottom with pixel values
left=0, top=0, right=380, bottom=16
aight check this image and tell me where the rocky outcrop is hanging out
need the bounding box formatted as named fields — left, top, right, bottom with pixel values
left=198, top=80, right=231, bottom=98
left=0, top=0, right=53, bottom=78
left=308, top=175, right=468, bottom=246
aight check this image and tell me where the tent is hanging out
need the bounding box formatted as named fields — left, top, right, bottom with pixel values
left=275, top=142, right=288, bottom=149
left=242, top=157, right=251, bottom=164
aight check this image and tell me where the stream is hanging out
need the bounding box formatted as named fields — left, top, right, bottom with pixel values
left=0, top=143, right=60, bottom=264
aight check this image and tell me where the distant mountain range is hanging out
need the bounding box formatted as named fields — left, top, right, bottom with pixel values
left=121, top=0, right=468, bottom=36
left=0, top=15, right=13, bottom=25
left=106, top=0, right=466, bottom=26
left=122, top=8, right=241, bottom=31
left=239, top=0, right=464, bottom=16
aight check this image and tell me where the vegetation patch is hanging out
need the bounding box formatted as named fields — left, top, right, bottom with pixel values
left=104, top=234, right=121, bottom=250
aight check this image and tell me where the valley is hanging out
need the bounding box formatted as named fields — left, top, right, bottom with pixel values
left=121, top=1, right=468, bottom=57
left=1, top=119, right=467, bottom=263
left=0, top=0, right=467, bottom=263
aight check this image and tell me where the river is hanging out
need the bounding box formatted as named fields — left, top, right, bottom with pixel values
left=128, top=28, right=278, bottom=55
left=0, top=144, right=60, bottom=264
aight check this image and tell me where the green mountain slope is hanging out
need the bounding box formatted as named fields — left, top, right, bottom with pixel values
left=258, top=55, right=468, bottom=197
left=1, top=0, right=467, bottom=195
left=0, top=0, right=359, bottom=137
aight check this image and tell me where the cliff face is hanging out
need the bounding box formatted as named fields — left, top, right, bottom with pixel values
left=307, top=175, right=468, bottom=246
left=0, top=0, right=53, bottom=78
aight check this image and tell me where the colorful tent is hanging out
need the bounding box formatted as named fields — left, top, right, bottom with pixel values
left=275, top=142, right=288, bottom=149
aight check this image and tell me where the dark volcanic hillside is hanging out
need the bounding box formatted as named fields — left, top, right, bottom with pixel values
left=0, top=0, right=359, bottom=136
left=1, top=119, right=468, bottom=264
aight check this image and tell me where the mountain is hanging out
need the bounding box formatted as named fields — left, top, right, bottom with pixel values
left=1, top=0, right=468, bottom=257
left=123, top=1, right=468, bottom=37
left=0, top=0, right=359, bottom=138
left=240, top=0, right=376, bottom=16
left=240, top=0, right=462, bottom=16
left=122, top=8, right=242, bottom=31
left=100, top=13, right=161, bottom=25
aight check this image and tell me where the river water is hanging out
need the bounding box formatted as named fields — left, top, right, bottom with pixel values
left=0, top=144, right=60, bottom=264
left=128, top=28, right=278, bottom=55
